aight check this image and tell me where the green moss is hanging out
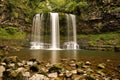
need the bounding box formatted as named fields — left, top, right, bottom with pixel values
left=78, top=33, right=120, bottom=46
left=0, top=27, right=26, bottom=48
left=0, top=27, right=26, bottom=40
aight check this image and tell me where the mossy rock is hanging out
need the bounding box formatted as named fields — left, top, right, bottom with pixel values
left=30, top=65, right=39, bottom=72
left=97, top=63, right=105, bottom=69
left=76, top=61, right=84, bottom=68
left=49, top=63, right=63, bottom=74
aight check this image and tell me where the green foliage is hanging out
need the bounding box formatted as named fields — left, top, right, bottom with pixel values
left=78, top=33, right=120, bottom=46
left=64, top=1, right=77, bottom=12
left=0, top=28, right=8, bottom=36
left=0, top=27, right=26, bottom=39
left=77, top=1, right=88, bottom=9
left=113, top=7, right=120, bottom=12
left=49, top=0, right=65, bottom=9
left=5, top=27, right=18, bottom=35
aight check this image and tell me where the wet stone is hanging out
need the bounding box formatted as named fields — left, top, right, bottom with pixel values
left=65, top=70, right=72, bottom=78
left=0, top=66, right=5, bottom=77
left=85, top=61, right=91, bottom=65
left=48, top=64, right=63, bottom=74
left=61, top=59, right=67, bottom=62
left=76, top=61, right=84, bottom=68
left=27, top=61, right=33, bottom=66
left=17, top=62, right=24, bottom=67
left=0, top=54, right=119, bottom=80
left=70, top=59, right=76, bottom=63
left=8, top=56, right=20, bottom=63
left=29, top=74, right=49, bottom=80
left=97, top=70, right=105, bottom=76
left=16, top=67, right=26, bottom=73
left=97, top=63, right=105, bottom=69
left=86, top=75, right=96, bottom=80
left=48, top=72, right=58, bottom=78
left=71, top=75, right=81, bottom=80
left=8, top=63, right=15, bottom=68
left=30, top=65, right=39, bottom=72
left=86, top=68, right=94, bottom=74
left=69, top=63, right=76, bottom=67
left=22, top=71, right=30, bottom=77
left=71, top=70, right=77, bottom=74
left=10, top=71, right=18, bottom=77
left=59, top=73, right=64, bottom=77
left=1, top=62, right=6, bottom=66
left=77, top=69, right=85, bottom=75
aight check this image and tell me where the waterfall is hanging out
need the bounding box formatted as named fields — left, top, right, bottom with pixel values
left=50, top=13, right=60, bottom=49
left=70, top=14, right=77, bottom=43
left=30, top=13, right=79, bottom=50
left=30, top=14, right=44, bottom=49
left=63, top=14, right=79, bottom=50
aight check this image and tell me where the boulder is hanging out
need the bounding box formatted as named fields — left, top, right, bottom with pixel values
left=48, top=63, right=63, bottom=74
left=30, top=65, right=39, bottom=72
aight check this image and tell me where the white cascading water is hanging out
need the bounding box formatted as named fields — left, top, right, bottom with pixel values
left=50, top=13, right=60, bottom=50
left=66, top=14, right=70, bottom=42
left=30, top=14, right=44, bottom=49
left=70, top=14, right=77, bottom=43
left=64, top=14, right=79, bottom=50
left=30, top=13, right=79, bottom=50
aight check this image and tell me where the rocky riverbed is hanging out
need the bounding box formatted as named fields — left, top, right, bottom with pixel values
left=0, top=55, right=120, bottom=80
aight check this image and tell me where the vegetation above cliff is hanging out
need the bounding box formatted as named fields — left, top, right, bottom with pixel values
left=0, top=0, right=120, bottom=34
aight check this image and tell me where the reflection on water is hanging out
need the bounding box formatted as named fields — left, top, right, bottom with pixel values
left=51, top=50, right=58, bottom=64
left=9, top=49, right=120, bottom=65
left=29, top=50, right=77, bottom=64
left=73, top=50, right=77, bottom=59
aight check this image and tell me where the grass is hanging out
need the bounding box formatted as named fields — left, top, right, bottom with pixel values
left=0, top=27, right=27, bottom=47
left=77, top=32, right=120, bottom=46
left=0, top=27, right=26, bottom=40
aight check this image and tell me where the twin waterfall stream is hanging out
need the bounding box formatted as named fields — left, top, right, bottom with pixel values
left=30, top=13, right=79, bottom=50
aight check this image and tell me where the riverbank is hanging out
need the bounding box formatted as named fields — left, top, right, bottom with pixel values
left=0, top=54, right=120, bottom=80
left=0, top=27, right=27, bottom=54
left=78, top=33, right=120, bottom=51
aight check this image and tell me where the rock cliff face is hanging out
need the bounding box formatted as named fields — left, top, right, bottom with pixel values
left=0, top=0, right=120, bottom=33
left=77, top=0, right=120, bottom=34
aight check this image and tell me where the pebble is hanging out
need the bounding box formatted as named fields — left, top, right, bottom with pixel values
left=17, top=62, right=24, bottom=66
left=22, top=71, right=30, bottom=77
left=69, top=63, right=76, bottom=67
left=29, top=74, right=49, bottom=80
left=48, top=72, right=58, bottom=78
left=97, top=70, right=105, bottom=76
left=8, top=63, right=15, bottom=68
left=85, top=61, right=91, bottom=65
left=71, top=70, right=77, bottom=74
left=16, top=67, right=25, bottom=73
left=65, top=70, right=72, bottom=78
left=0, top=56, right=119, bottom=80
left=77, top=69, right=85, bottom=75
left=97, top=63, right=105, bottom=69
left=1, top=63, right=6, bottom=66
left=0, top=66, right=5, bottom=77
left=27, top=61, right=33, bottom=66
